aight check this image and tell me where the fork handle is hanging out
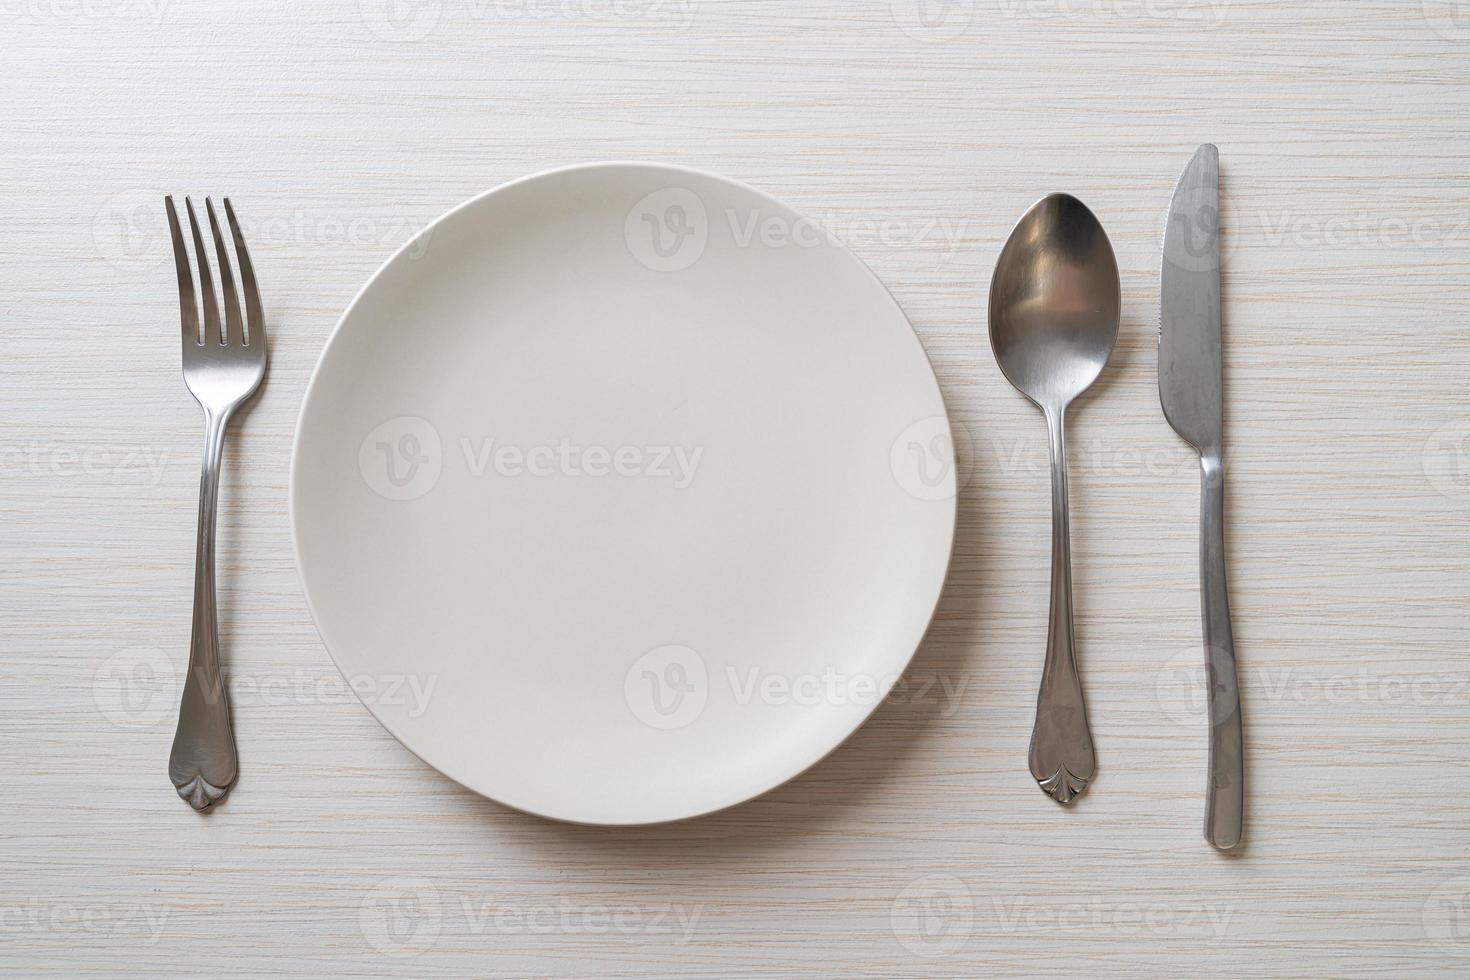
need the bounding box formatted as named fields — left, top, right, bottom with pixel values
left=169, top=409, right=239, bottom=810
left=1200, top=453, right=1243, bottom=849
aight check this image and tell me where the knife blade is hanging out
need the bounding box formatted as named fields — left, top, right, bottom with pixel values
left=1161, top=143, right=1222, bottom=456
left=1160, top=144, right=1244, bottom=851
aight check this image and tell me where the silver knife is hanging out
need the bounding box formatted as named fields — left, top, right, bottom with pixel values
left=1160, top=144, right=1244, bottom=850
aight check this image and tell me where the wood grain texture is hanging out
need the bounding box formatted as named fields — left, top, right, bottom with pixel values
left=2, top=1, right=1468, bottom=975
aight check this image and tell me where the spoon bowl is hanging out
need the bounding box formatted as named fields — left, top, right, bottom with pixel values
left=989, top=194, right=1120, bottom=410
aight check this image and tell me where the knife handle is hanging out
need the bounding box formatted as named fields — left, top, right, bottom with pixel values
left=1200, top=452, right=1243, bottom=849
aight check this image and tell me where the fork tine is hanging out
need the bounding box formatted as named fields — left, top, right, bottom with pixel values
left=165, top=197, right=200, bottom=346
left=223, top=199, right=263, bottom=348
left=205, top=199, right=243, bottom=347
left=185, top=198, right=222, bottom=346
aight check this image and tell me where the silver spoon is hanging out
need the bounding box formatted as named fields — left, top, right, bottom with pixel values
left=989, top=193, right=1120, bottom=805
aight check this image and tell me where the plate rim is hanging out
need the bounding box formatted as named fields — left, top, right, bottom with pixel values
left=289, top=160, right=958, bottom=825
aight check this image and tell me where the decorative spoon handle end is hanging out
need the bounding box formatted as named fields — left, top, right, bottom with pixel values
left=1036, top=764, right=1090, bottom=805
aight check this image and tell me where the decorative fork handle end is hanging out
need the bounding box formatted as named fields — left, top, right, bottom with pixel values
left=169, top=663, right=239, bottom=812
left=171, top=772, right=233, bottom=811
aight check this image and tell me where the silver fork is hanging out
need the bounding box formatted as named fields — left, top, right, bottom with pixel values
left=164, top=196, right=266, bottom=811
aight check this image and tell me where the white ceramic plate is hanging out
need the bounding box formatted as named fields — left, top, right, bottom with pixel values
left=292, top=163, right=956, bottom=824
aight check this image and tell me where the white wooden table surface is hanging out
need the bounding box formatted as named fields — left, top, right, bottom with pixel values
left=3, top=1, right=1469, bottom=976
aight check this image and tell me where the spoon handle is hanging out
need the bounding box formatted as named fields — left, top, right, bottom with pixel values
left=1029, top=407, right=1097, bottom=805
left=1200, top=452, right=1244, bottom=849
